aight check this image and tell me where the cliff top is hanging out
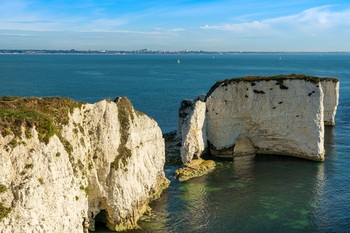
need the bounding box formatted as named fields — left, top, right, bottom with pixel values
left=0, top=96, right=83, bottom=143
left=206, top=74, right=339, bottom=99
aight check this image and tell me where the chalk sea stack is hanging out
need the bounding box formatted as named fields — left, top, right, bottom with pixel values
left=0, top=97, right=168, bottom=232
left=178, top=74, right=339, bottom=165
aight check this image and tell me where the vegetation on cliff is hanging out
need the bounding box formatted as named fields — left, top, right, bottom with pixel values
left=0, top=96, right=83, bottom=152
left=0, top=202, right=12, bottom=221
left=206, top=74, right=339, bottom=99
left=110, top=97, right=134, bottom=170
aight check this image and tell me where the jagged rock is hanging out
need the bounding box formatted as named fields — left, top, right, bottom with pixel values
left=177, top=97, right=207, bottom=164
left=178, top=75, right=340, bottom=163
left=0, top=97, right=169, bottom=232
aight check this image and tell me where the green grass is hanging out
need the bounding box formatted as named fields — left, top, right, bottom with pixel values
left=206, top=74, right=339, bottom=99
left=0, top=97, right=83, bottom=152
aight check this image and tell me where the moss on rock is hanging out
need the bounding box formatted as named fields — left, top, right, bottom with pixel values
left=0, top=184, right=6, bottom=193
left=0, top=202, right=12, bottom=222
left=174, top=159, right=216, bottom=182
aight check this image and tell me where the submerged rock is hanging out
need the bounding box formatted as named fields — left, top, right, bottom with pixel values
left=178, top=74, right=340, bottom=163
left=0, top=97, right=169, bottom=232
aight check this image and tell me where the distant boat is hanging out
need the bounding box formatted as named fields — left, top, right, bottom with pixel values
left=279, top=56, right=282, bottom=61
left=177, top=59, right=181, bottom=64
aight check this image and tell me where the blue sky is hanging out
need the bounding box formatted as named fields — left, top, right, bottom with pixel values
left=1, top=0, right=350, bottom=51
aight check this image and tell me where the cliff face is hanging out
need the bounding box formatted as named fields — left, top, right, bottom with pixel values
left=321, top=79, right=339, bottom=126
left=206, top=76, right=325, bottom=161
left=178, top=75, right=339, bottom=163
left=0, top=97, right=168, bottom=232
left=177, top=96, right=207, bottom=164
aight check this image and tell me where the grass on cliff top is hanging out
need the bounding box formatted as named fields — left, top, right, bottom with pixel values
left=0, top=96, right=83, bottom=144
left=206, top=74, right=339, bottom=99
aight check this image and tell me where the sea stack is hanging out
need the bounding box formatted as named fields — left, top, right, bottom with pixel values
left=0, top=97, right=169, bottom=232
left=320, top=78, right=340, bottom=126
left=178, top=75, right=339, bottom=163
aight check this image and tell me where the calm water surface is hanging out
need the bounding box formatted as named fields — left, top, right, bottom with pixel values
left=0, top=53, right=349, bottom=232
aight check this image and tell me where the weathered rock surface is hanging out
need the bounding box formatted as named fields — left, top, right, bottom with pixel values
left=0, top=97, right=168, bottom=232
left=174, top=159, right=216, bottom=182
left=178, top=97, right=207, bottom=164
left=174, top=96, right=215, bottom=181
left=321, top=78, right=339, bottom=126
left=178, top=75, right=340, bottom=163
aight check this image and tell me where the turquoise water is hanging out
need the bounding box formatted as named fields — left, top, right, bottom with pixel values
left=1, top=53, right=349, bottom=232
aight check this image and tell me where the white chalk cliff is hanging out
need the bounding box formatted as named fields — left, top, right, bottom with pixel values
left=0, top=97, right=168, bottom=232
left=321, top=79, right=339, bottom=126
left=178, top=75, right=339, bottom=163
left=177, top=96, right=207, bottom=164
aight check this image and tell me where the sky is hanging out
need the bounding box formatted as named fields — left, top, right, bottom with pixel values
left=0, top=0, right=350, bottom=51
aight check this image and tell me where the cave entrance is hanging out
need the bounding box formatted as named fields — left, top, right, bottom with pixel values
left=94, top=210, right=112, bottom=232
left=233, top=136, right=256, bottom=157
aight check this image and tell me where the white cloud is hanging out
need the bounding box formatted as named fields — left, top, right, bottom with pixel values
left=201, top=6, right=350, bottom=34
left=202, top=21, right=269, bottom=32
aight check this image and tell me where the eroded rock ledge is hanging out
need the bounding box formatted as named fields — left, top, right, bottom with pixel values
left=178, top=74, right=339, bottom=165
left=0, top=96, right=169, bottom=232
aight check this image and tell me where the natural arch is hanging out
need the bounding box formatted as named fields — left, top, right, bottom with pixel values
left=233, top=136, right=256, bottom=157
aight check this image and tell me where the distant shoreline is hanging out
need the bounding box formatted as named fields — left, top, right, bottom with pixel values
left=1, top=49, right=350, bottom=55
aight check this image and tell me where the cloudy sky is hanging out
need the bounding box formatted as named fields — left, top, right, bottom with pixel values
left=1, top=0, right=350, bottom=51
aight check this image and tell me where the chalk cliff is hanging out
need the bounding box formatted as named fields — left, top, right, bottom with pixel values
left=177, top=96, right=207, bottom=164
left=321, top=78, right=339, bottom=126
left=0, top=97, right=168, bottom=232
left=178, top=75, right=339, bottom=163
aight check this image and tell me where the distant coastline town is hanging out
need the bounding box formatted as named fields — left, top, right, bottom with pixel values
left=1, top=49, right=348, bottom=55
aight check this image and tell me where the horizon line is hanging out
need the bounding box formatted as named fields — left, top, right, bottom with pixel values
left=1, top=49, right=350, bottom=54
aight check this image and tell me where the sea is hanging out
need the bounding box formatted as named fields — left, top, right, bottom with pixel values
left=0, top=53, right=349, bottom=233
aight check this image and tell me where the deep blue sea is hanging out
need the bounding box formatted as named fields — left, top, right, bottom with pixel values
left=0, top=53, right=349, bottom=232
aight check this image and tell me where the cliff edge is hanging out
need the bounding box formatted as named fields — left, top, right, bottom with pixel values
left=0, top=97, right=169, bottom=232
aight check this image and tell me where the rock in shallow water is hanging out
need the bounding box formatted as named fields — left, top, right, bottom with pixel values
left=174, top=159, right=216, bottom=182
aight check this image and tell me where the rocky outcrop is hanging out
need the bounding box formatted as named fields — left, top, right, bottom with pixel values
left=174, top=159, right=215, bottom=182
left=177, top=96, right=207, bottom=164
left=175, top=96, right=215, bottom=181
left=321, top=78, right=339, bottom=126
left=0, top=97, right=168, bottom=232
left=178, top=75, right=339, bottom=163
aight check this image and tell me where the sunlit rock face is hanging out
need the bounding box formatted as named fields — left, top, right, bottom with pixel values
left=320, top=79, right=339, bottom=126
left=177, top=96, right=207, bottom=164
left=178, top=75, right=339, bottom=163
left=0, top=97, right=168, bottom=233
left=206, top=75, right=326, bottom=161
